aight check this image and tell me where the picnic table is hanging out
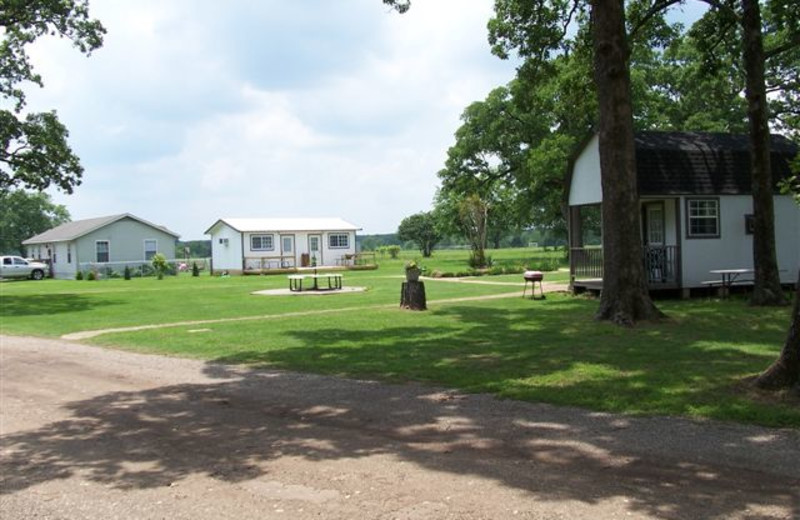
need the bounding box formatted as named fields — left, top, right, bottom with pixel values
left=704, top=268, right=754, bottom=297
left=288, top=273, right=343, bottom=292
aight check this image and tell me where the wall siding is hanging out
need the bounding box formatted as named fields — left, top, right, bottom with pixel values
left=569, top=135, right=602, bottom=206
left=680, top=195, right=799, bottom=287
left=209, top=223, right=245, bottom=273
left=76, top=218, right=177, bottom=266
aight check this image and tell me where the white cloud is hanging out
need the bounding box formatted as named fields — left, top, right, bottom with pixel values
left=29, top=0, right=519, bottom=237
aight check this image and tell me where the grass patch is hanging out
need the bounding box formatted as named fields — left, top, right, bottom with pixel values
left=92, top=293, right=797, bottom=428
left=0, top=270, right=518, bottom=336
left=2, top=260, right=796, bottom=427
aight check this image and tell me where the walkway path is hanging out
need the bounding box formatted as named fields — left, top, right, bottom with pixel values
left=61, top=289, right=528, bottom=341
left=2, top=335, right=797, bottom=519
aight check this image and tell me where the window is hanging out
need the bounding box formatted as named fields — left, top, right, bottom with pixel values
left=67, top=246, right=72, bottom=264
left=3, top=257, right=11, bottom=265
left=251, top=234, right=274, bottom=251
left=686, top=199, right=720, bottom=238
left=329, top=233, right=349, bottom=249
left=144, top=239, right=158, bottom=260
left=96, top=241, right=110, bottom=262
left=282, top=236, right=293, bottom=253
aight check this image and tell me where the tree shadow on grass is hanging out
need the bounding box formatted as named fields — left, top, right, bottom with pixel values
left=1, top=360, right=797, bottom=519
left=0, top=294, right=120, bottom=317
left=214, top=301, right=792, bottom=423
left=2, top=299, right=797, bottom=517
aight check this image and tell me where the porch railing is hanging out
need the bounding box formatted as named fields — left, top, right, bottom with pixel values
left=244, top=255, right=296, bottom=271
left=570, top=247, right=603, bottom=279
left=571, top=246, right=679, bottom=287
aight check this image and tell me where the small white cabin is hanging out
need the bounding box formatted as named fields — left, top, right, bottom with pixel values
left=205, top=217, right=360, bottom=275
left=567, top=132, right=800, bottom=294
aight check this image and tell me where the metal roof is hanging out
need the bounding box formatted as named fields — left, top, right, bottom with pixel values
left=22, top=213, right=181, bottom=245
left=205, top=218, right=360, bottom=235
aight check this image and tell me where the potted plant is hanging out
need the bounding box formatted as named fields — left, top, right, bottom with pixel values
left=405, top=260, right=422, bottom=282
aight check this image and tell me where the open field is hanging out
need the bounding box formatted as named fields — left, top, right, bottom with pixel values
left=378, top=246, right=570, bottom=276
left=1, top=250, right=797, bottom=428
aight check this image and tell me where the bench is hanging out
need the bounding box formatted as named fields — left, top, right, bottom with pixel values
left=701, top=280, right=754, bottom=287
left=701, top=278, right=753, bottom=298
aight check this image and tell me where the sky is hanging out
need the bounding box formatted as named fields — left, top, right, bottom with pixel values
left=22, top=0, right=522, bottom=239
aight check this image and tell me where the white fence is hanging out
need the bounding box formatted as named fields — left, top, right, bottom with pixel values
left=77, top=258, right=209, bottom=279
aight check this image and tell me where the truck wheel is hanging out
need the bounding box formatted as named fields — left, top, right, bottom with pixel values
left=31, top=269, right=44, bottom=280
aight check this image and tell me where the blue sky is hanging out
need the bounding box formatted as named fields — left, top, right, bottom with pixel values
left=23, top=0, right=520, bottom=238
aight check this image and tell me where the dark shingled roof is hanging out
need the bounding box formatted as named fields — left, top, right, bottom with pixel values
left=634, top=131, right=798, bottom=196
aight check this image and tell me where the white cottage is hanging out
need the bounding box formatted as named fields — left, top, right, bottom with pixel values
left=567, top=132, right=800, bottom=295
left=205, top=218, right=361, bottom=274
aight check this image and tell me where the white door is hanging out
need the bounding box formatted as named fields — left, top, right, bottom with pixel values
left=646, top=205, right=665, bottom=246
left=281, top=236, right=295, bottom=267
left=644, top=203, right=666, bottom=282
left=308, top=235, right=322, bottom=266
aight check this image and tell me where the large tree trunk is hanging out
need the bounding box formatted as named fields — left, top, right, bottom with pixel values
left=590, top=0, right=663, bottom=326
left=755, top=270, right=800, bottom=390
left=741, top=0, right=786, bottom=306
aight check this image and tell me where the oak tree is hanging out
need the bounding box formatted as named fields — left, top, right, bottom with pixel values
left=0, top=0, right=105, bottom=194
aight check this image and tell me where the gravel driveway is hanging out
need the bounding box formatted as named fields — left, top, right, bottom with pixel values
left=1, top=334, right=798, bottom=519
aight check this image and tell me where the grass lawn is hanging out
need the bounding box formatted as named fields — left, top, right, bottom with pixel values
left=1, top=250, right=796, bottom=428
left=383, top=247, right=569, bottom=278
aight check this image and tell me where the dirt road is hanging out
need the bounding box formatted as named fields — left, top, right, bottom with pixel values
left=1, top=335, right=798, bottom=519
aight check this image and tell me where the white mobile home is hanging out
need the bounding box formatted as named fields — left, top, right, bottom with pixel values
left=567, top=132, right=799, bottom=294
left=205, top=218, right=360, bottom=274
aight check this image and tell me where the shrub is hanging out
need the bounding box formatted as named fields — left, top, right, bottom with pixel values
left=192, top=262, right=200, bottom=277
left=75, top=271, right=84, bottom=280
left=151, top=253, right=169, bottom=280
left=87, top=271, right=96, bottom=281
left=386, top=245, right=401, bottom=259
left=527, top=257, right=562, bottom=272
left=489, top=265, right=505, bottom=276
left=124, top=266, right=132, bottom=280
left=467, top=251, right=490, bottom=269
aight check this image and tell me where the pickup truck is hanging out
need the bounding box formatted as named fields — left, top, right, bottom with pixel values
left=0, top=256, right=48, bottom=280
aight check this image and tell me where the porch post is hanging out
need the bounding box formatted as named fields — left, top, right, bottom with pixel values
left=568, top=206, right=583, bottom=291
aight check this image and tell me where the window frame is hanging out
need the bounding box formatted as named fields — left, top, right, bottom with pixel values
left=96, top=240, right=110, bottom=263
left=144, top=239, right=158, bottom=261
left=685, top=198, right=721, bottom=239
left=328, top=233, right=350, bottom=249
left=250, top=234, right=274, bottom=251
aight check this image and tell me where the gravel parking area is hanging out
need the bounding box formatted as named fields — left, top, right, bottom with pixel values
left=1, top=335, right=798, bottom=519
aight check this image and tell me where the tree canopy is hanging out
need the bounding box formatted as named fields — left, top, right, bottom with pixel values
left=396, top=211, right=442, bottom=258
left=0, top=0, right=105, bottom=194
left=0, top=189, right=69, bottom=255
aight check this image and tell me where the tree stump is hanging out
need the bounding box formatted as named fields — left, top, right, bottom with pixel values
left=400, top=281, right=427, bottom=310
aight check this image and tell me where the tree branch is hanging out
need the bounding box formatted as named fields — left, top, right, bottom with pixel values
left=696, top=0, right=740, bottom=20
left=629, top=0, right=683, bottom=40
left=765, top=34, right=800, bottom=60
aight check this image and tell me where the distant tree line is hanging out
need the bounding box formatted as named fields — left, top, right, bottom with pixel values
left=176, top=240, right=211, bottom=259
